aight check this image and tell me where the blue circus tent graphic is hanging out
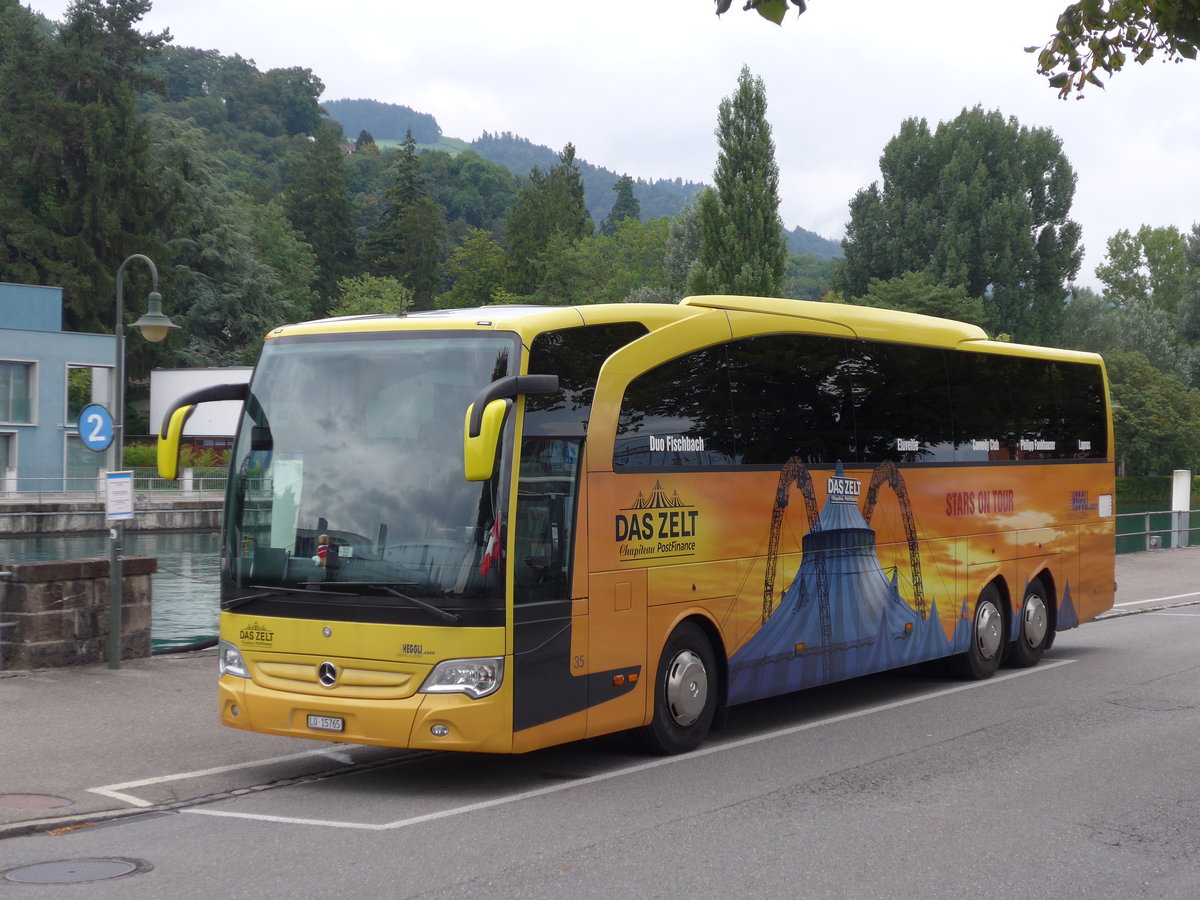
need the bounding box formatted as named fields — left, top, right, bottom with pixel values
left=1057, top=580, right=1080, bottom=630
left=729, top=462, right=954, bottom=705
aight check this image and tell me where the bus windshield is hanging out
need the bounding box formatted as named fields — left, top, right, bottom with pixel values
left=223, top=331, right=518, bottom=623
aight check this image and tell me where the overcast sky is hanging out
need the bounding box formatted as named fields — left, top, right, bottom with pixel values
left=25, top=0, right=1200, bottom=288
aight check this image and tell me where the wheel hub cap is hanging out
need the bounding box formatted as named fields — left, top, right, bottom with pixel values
left=976, top=602, right=1002, bottom=660
left=664, top=649, right=708, bottom=727
left=1023, top=594, right=1048, bottom=647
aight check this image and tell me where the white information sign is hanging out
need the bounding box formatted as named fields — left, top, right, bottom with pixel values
left=105, top=471, right=135, bottom=521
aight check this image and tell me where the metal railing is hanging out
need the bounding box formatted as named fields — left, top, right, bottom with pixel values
left=0, top=469, right=228, bottom=502
left=1116, top=508, right=1198, bottom=553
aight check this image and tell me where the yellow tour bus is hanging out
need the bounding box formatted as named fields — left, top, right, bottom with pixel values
left=158, top=295, right=1115, bottom=754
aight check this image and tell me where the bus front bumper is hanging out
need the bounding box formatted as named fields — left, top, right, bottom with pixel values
left=218, top=674, right=514, bottom=753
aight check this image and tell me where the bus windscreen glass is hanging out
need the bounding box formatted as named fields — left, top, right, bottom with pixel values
left=223, top=331, right=517, bottom=624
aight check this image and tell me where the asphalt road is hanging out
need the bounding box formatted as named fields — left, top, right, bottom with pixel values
left=2, top=550, right=1199, bottom=899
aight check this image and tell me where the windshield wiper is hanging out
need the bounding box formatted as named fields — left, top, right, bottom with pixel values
left=224, top=583, right=368, bottom=610
left=300, top=581, right=461, bottom=625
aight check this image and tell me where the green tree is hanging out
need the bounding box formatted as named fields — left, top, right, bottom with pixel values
left=850, top=271, right=985, bottom=325
left=687, top=66, right=787, bottom=298
left=328, top=274, right=413, bottom=317
left=282, top=124, right=357, bottom=309
left=1059, top=284, right=1121, bottom=352
left=784, top=254, right=837, bottom=302
left=419, top=149, right=519, bottom=236
left=1097, top=225, right=1194, bottom=317
left=663, top=199, right=701, bottom=300
left=1180, top=224, right=1200, bottom=343
left=248, top=199, right=320, bottom=322
left=503, top=143, right=594, bottom=296
left=364, top=131, right=446, bottom=310
left=601, top=174, right=640, bottom=237
left=598, top=216, right=671, bottom=303
left=1107, top=349, right=1200, bottom=475
left=150, top=115, right=298, bottom=365
left=438, top=227, right=508, bottom=309
left=836, top=106, right=1081, bottom=344
left=0, top=0, right=172, bottom=333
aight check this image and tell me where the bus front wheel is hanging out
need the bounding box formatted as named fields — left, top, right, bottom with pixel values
left=636, top=622, right=717, bottom=755
left=949, top=584, right=1005, bottom=680
left=1005, top=579, right=1050, bottom=668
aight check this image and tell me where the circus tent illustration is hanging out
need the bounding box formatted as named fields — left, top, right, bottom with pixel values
left=728, top=462, right=968, bottom=705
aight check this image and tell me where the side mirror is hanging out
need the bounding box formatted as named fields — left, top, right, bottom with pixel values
left=158, top=404, right=195, bottom=480
left=463, top=398, right=512, bottom=482
left=462, top=374, right=559, bottom=482
left=157, top=383, right=249, bottom=481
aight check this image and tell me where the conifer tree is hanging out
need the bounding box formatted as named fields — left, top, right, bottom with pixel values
left=601, top=174, right=640, bottom=237
left=504, top=143, right=594, bottom=296
left=687, top=66, right=787, bottom=298
left=283, top=124, right=357, bottom=310
left=364, top=130, right=446, bottom=310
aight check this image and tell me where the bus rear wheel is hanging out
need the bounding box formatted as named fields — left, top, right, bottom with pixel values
left=1005, top=580, right=1050, bottom=668
left=636, top=621, right=717, bottom=755
left=949, top=584, right=1004, bottom=680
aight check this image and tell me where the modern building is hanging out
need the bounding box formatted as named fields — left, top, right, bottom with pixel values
left=0, top=282, right=116, bottom=492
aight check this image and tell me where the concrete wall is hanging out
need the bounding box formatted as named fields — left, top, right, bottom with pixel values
left=0, top=498, right=222, bottom=535
left=0, top=556, right=155, bottom=670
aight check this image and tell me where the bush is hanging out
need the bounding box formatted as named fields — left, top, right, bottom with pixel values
left=1117, top=475, right=1199, bottom=505
left=122, top=442, right=230, bottom=470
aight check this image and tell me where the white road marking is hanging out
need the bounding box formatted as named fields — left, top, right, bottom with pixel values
left=182, top=660, right=1076, bottom=832
left=1114, top=591, right=1200, bottom=608
left=88, top=748, right=365, bottom=808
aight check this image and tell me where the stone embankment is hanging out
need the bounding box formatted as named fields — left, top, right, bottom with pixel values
left=0, top=556, right=155, bottom=670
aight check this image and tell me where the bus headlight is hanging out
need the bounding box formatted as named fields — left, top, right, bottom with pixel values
left=419, top=657, right=504, bottom=699
left=218, top=640, right=249, bottom=678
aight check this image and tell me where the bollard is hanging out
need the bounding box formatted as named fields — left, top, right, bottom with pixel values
left=1171, top=469, right=1192, bottom=549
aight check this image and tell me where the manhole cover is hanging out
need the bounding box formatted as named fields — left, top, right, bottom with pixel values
left=0, top=794, right=73, bottom=810
left=2, top=858, right=149, bottom=885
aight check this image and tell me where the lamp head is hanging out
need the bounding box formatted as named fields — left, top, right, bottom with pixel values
left=130, top=291, right=179, bottom=343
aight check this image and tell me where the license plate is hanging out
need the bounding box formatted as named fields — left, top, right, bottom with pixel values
left=306, top=715, right=344, bottom=732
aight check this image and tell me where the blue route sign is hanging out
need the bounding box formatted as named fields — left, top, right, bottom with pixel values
left=78, top=403, right=115, bottom=452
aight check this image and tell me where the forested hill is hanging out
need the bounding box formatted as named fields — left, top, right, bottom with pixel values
left=786, top=226, right=842, bottom=258
left=323, top=104, right=841, bottom=258
left=322, top=98, right=441, bottom=144
left=469, top=132, right=706, bottom=226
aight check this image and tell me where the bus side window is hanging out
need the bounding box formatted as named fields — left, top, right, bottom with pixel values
left=726, top=334, right=854, bottom=466
left=614, top=346, right=736, bottom=468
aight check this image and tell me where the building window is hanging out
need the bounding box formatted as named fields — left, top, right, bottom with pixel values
left=0, top=362, right=33, bottom=423
left=0, top=433, right=12, bottom=470
left=67, top=364, right=110, bottom=423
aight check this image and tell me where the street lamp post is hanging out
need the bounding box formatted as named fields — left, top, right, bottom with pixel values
left=109, top=254, right=179, bottom=670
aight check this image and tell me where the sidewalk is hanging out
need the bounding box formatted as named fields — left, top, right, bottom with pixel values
left=0, top=649, right=378, bottom=839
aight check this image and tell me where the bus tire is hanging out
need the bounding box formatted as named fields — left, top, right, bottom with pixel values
left=636, top=621, right=717, bottom=755
left=949, top=584, right=1005, bottom=680
left=1005, top=579, right=1050, bottom=668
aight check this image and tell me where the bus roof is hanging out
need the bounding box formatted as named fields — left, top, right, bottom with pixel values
left=265, top=297, right=1103, bottom=364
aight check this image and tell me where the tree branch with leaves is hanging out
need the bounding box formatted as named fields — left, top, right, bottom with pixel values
left=714, top=0, right=1200, bottom=97
left=1029, top=0, right=1200, bottom=97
